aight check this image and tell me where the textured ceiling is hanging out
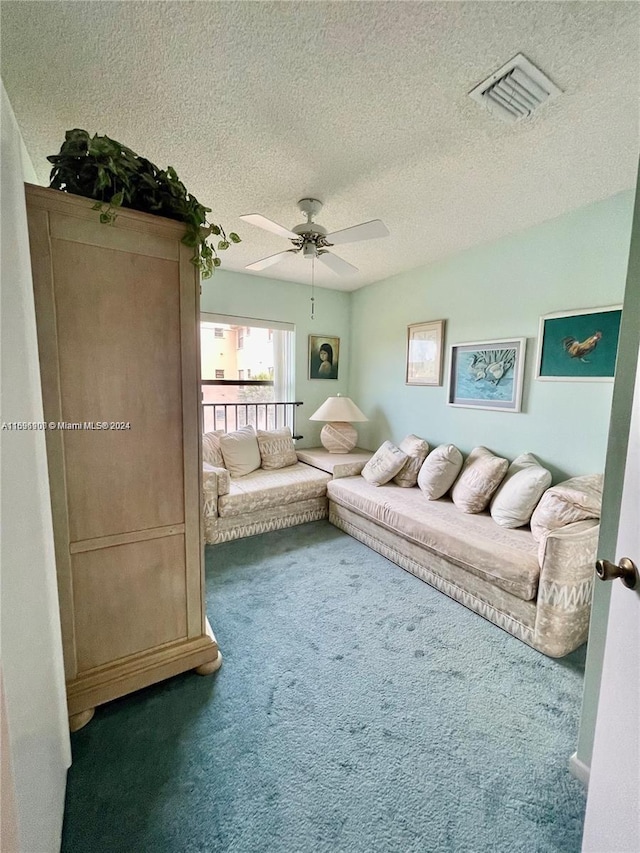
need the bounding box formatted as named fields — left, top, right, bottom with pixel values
left=1, top=1, right=638, bottom=291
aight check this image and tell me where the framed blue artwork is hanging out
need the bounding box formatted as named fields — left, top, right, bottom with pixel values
left=448, top=338, right=526, bottom=412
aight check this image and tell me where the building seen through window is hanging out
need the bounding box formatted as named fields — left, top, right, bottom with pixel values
left=201, top=318, right=294, bottom=433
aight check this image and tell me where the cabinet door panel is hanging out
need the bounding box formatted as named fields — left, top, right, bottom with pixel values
left=72, top=535, right=188, bottom=672
left=51, top=239, right=185, bottom=541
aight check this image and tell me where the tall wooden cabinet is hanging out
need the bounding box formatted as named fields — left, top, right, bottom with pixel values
left=26, top=185, right=220, bottom=731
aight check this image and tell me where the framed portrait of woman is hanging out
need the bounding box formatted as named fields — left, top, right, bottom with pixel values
left=309, top=335, right=340, bottom=380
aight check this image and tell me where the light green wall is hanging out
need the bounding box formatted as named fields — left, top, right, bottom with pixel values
left=350, top=191, right=635, bottom=481
left=200, top=268, right=351, bottom=446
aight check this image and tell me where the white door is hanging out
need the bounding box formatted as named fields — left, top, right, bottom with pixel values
left=582, top=345, right=640, bottom=852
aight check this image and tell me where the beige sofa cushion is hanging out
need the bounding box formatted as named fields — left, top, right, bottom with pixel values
left=257, top=427, right=298, bottom=470
left=361, top=441, right=408, bottom=486
left=451, top=446, right=508, bottom=513
left=530, top=474, right=603, bottom=543
left=218, top=463, right=330, bottom=517
left=203, top=461, right=230, bottom=497
left=490, top=453, right=552, bottom=528
left=393, top=435, right=430, bottom=488
left=219, top=425, right=262, bottom=477
left=202, top=430, right=225, bottom=468
left=328, top=477, right=540, bottom=600
left=417, top=444, right=463, bottom=500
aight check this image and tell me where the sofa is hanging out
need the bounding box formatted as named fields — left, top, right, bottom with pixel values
left=202, top=427, right=602, bottom=657
left=326, top=441, right=602, bottom=658
left=202, top=427, right=331, bottom=544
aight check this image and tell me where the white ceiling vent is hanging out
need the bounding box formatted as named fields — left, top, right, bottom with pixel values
left=469, top=53, right=562, bottom=123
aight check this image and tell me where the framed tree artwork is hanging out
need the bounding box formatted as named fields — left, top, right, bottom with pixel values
left=406, top=320, right=445, bottom=386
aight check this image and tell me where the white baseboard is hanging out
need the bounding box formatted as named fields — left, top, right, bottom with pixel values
left=569, top=752, right=590, bottom=787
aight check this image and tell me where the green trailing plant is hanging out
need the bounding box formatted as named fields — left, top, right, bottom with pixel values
left=47, top=129, right=240, bottom=278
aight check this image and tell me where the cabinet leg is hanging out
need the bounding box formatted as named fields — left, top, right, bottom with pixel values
left=195, top=651, right=223, bottom=676
left=69, top=708, right=95, bottom=732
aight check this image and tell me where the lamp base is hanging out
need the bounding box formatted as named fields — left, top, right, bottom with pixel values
left=320, top=422, right=358, bottom=454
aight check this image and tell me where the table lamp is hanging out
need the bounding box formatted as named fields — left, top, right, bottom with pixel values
left=309, top=394, right=368, bottom=453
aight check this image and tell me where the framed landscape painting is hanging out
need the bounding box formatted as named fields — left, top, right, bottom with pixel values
left=406, top=319, right=445, bottom=386
left=309, top=335, right=340, bottom=380
left=448, top=338, right=526, bottom=412
left=536, top=305, right=622, bottom=381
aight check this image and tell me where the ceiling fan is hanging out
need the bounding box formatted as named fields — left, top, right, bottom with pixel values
left=240, top=198, right=389, bottom=276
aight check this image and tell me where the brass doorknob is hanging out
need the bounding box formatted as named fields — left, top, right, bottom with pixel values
left=595, top=558, right=638, bottom=589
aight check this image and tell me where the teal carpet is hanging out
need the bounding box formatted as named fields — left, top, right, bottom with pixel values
left=62, top=521, right=587, bottom=853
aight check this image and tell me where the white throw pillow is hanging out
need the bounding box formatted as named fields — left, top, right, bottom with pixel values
left=490, top=453, right=552, bottom=528
left=361, top=441, right=408, bottom=486
left=393, top=434, right=430, bottom=488
left=202, top=430, right=225, bottom=468
left=451, top=446, right=508, bottom=513
left=219, top=425, right=262, bottom=478
left=257, top=427, right=298, bottom=470
left=530, top=474, right=604, bottom=543
left=417, top=444, right=463, bottom=500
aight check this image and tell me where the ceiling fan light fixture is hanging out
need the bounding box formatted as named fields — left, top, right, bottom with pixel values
left=241, top=198, right=389, bottom=278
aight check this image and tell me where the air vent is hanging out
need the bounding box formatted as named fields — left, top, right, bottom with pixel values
left=469, top=53, right=562, bottom=123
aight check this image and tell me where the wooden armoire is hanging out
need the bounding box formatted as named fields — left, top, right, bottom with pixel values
left=26, top=184, right=221, bottom=731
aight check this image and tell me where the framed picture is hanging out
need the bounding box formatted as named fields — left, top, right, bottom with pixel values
left=448, top=338, right=526, bottom=412
left=309, top=335, right=340, bottom=380
left=406, top=319, right=445, bottom=386
left=536, top=305, right=622, bottom=381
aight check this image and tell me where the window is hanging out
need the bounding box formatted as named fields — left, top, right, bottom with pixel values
left=200, top=314, right=296, bottom=433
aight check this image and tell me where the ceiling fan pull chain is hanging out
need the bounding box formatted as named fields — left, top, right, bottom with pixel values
left=310, top=255, right=316, bottom=320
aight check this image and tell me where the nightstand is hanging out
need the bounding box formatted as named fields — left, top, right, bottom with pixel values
left=296, top=447, right=373, bottom=478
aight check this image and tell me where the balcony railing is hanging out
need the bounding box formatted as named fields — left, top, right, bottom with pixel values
left=201, top=381, right=303, bottom=439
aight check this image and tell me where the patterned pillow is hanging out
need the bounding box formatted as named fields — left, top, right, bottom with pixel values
left=490, top=453, right=552, bottom=528
left=361, top=441, right=408, bottom=486
left=393, top=434, right=430, bottom=488
left=219, top=425, right=262, bottom=478
left=202, top=430, right=225, bottom=467
left=257, top=427, right=298, bottom=470
left=530, top=474, right=603, bottom=543
left=451, top=446, right=508, bottom=513
left=417, top=444, right=463, bottom=500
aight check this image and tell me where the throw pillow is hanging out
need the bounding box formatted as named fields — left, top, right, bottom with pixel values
left=361, top=441, right=409, bottom=486
left=257, top=427, right=298, bottom=470
left=530, top=474, right=604, bottom=543
left=393, top=434, right=430, bottom=488
left=218, top=425, right=262, bottom=478
left=417, top=444, right=463, bottom=500
left=490, top=452, right=552, bottom=528
left=451, top=446, right=509, bottom=513
left=202, top=430, right=225, bottom=468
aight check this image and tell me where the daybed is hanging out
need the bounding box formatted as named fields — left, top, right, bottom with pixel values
left=327, top=441, right=602, bottom=657
left=202, top=427, right=330, bottom=544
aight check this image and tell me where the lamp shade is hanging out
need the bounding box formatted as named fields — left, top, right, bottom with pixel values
left=309, top=395, right=368, bottom=423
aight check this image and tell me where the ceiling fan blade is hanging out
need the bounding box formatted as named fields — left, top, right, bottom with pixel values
left=318, top=251, right=359, bottom=276
left=245, top=250, right=296, bottom=272
left=239, top=213, right=298, bottom=240
left=325, top=219, right=389, bottom=246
